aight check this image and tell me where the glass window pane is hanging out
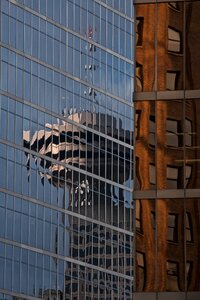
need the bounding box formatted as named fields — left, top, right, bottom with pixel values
left=136, top=199, right=156, bottom=291
left=186, top=1, right=200, bottom=89
left=157, top=199, right=185, bottom=292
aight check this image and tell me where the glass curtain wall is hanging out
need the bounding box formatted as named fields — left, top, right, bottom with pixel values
left=0, top=0, right=134, bottom=299
left=134, top=1, right=200, bottom=299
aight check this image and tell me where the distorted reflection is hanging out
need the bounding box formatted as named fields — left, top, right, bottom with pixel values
left=136, top=199, right=186, bottom=292
left=166, top=261, right=179, bottom=291
left=136, top=63, right=143, bottom=92
left=167, top=213, right=178, bottom=242
left=135, top=100, right=185, bottom=190
left=136, top=200, right=156, bottom=292
left=135, top=4, right=155, bottom=92
left=136, top=17, right=144, bottom=46
left=185, top=212, right=193, bottom=242
left=169, top=2, right=180, bottom=10
left=168, top=27, right=181, bottom=53
left=166, top=71, right=179, bottom=90
left=134, top=98, right=200, bottom=190
left=23, top=109, right=133, bottom=298
left=23, top=110, right=133, bottom=209
left=136, top=197, right=200, bottom=292
left=135, top=0, right=200, bottom=294
left=136, top=200, right=142, bottom=232
left=42, top=289, right=62, bottom=300
left=136, top=252, right=145, bottom=291
left=135, top=100, right=155, bottom=190
left=186, top=198, right=200, bottom=291
left=136, top=1, right=200, bottom=91
left=135, top=2, right=185, bottom=91
left=186, top=1, right=200, bottom=90
left=185, top=99, right=200, bottom=189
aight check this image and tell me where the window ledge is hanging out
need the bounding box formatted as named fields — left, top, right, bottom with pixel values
left=168, top=51, right=184, bottom=57
left=167, top=240, right=179, bottom=245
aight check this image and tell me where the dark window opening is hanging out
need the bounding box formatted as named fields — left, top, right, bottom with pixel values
left=186, top=212, right=193, bottom=243
left=185, top=165, right=192, bottom=188
left=136, top=17, right=144, bottom=46
left=136, top=200, right=142, bottom=233
left=167, top=213, right=178, bottom=242
left=186, top=261, right=193, bottom=289
left=149, top=115, right=156, bottom=147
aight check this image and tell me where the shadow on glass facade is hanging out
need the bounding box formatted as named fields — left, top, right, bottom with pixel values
left=134, top=0, right=200, bottom=298
left=0, top=0, right=134, bottom=299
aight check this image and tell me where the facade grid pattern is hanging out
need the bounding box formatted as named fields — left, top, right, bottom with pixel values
left=0, top=0, right=134, bottom=300
left=134, top=0, right=200, bottom=299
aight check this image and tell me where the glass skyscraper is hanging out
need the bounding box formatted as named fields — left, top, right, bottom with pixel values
left=0, top=0, right=134, bottom=299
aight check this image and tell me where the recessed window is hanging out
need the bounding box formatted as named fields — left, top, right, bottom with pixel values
left=168, top=27, right=181, bottom=53
left=166, top=261, right=180, bottom=291
left=136, top=63, right=143, bottom=92
left=136, top=17, right=144, bottom=46
left=149, top=115, right=155, bottom=146
left=166, top=71, right=179, bottom=90
left=167, top=213, right=178, bottom=242
left=186, top=212, right=193, bottom=242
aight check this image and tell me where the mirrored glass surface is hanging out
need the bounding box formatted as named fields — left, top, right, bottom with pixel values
left=156, top=100, right=184, bottom=189
left=186, top=1, right=200, bottom=90
left=185, top=99, right=200, bottom=189
left=0, top=0, right=134, bottom=298
left=157, top=199, right=185, bottom=292
left=136, top=199, right=156, bottom=291
left=185, top=198, right=200, bottom=291
left=135, top=100, right=156, bottom=190
left=157, top=3, right=184, bottom=91
left=135, top=4, right=156, bottom=92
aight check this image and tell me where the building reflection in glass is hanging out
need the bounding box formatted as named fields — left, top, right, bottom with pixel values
left=136, top=198, right=200, bottom=292
left=186, top=1, right=200, bottom=90
left=23, top=110, right=133, bottom=298
left=135, top=0, right=200, bottom=294
left=23, top=110, right=133, bottom=217
left=136, top=2, right=200, bottom=92
left=0, top=0, right=134, bottom=298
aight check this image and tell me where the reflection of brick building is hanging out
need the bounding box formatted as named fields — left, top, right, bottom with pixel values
left=134, top=1, right=200, bottom=296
